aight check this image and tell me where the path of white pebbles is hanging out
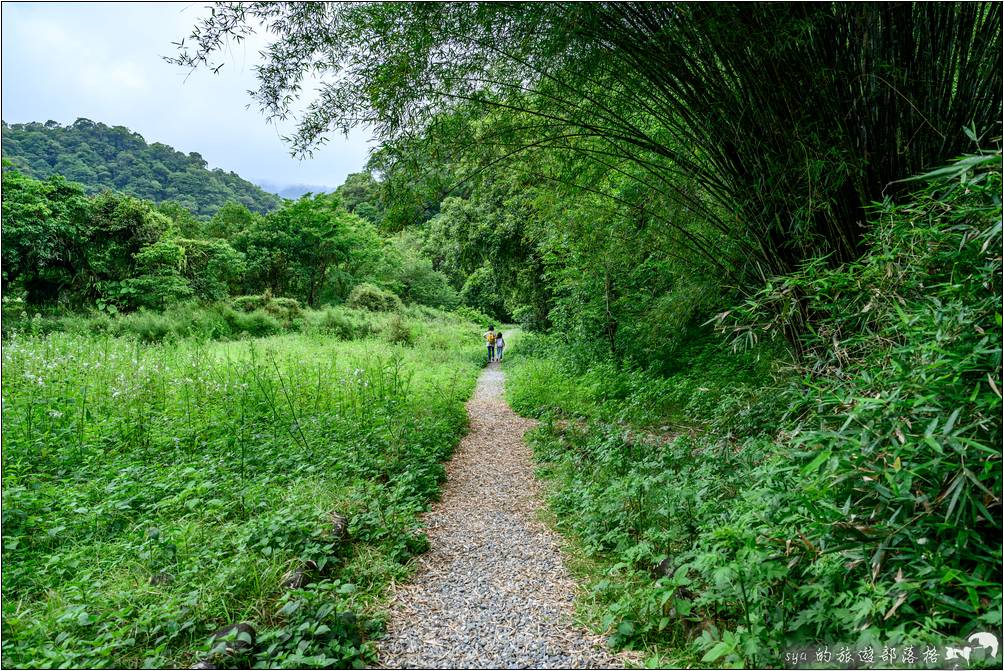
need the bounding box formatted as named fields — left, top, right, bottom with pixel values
left=376, top=362, right=627, bottom=669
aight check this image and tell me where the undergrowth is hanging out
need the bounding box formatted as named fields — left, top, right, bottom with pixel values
left=1, top=298, right=475, bottom=350
left=506, top=157, right=1002, bottom=667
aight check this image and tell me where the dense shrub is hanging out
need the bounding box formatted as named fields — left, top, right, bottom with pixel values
left=302, top=306, right=385, bottom=340
left=452, top=305, right=496, bottom=328
left=346, top=283, right=403, bottom=312
left=737, top=157, right=1002, bottom=655
left=111, top=309, right=177, bottom=342
left=0, top=301, right=420, bottom=346
left=231, top=293, right=303, bottom=323
left=382, top=313, right=415, bottom=346
left=306, top=307, right=360, bottom=339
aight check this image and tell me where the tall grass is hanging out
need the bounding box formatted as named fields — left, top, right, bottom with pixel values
left=1, top=318, right=483, bottom=668
left=0, top=300, right=470, bottom=344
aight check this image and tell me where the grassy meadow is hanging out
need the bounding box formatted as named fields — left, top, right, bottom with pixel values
left=1, top=311, right=484, bottom=668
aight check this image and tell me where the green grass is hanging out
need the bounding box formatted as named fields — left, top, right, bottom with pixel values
left=1, top=315, right=484, bottom=668
left=506, top=329, right=784, bottom=432
left=506, top=333, right=789, bottom=667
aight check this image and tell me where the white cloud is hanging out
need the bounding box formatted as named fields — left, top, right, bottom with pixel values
left=79, top=62, right=149, bottom=93
left=1, top=2, right=372, bottom=189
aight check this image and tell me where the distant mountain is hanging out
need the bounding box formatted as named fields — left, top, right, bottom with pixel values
left=1, top=118, right=282, bottom=216
left=255, top=180, right=338, bottom=200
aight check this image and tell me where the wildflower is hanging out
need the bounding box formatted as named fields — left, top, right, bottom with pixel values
left=49, top=409, right=63, bottom=419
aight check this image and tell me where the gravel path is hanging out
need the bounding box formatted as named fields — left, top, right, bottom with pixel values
left=376, top=362, right=628, bottom=669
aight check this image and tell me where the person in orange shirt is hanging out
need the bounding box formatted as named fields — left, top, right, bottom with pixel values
left=484, top=325, right=497, bottom=362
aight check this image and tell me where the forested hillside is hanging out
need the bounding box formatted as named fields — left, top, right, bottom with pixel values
left=1, top=119, right=281, bottom=216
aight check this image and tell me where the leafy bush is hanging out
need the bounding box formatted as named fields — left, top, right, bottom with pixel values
left=0, top=301, right=417, bottom=345
left=735, top=156, right=1002, bottom=652
left=382, top=314, right=415, bottom=346
left=160, top=302, right=233, bottom=340
left=224, top=308, right=284, bottom=338
left=508, top=329, right=780, bottom=429
left=346, top=283, right=403, bottom=312
left=112, top=309, right=178, bottom=342
left=231, top=293, right=303, bottom=323
left=305, top=307, right=362, bottom=340
left=452, top=305, right=496, bottom=328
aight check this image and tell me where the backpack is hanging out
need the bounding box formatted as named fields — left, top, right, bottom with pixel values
left=487, top=332, right=496, bottom=345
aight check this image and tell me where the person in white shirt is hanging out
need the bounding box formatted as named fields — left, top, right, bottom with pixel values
left=494, top=332, right=505, bottom=361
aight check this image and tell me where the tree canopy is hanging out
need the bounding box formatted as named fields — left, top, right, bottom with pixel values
left=0, top=165, right=454, bottom=312
left=170, top=2, right=1001, bottom=278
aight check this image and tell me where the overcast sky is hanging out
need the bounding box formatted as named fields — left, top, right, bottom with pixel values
left=1, top=1, right=373, bottom=190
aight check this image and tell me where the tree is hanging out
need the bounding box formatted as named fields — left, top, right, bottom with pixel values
left=126, top=238, right=194, bottom=309
left=84, top=191, right=171, bottom=311
left=1, top=164, right=458, bottom=315
left=128, top=236, right=246, bottom=307
left=1, top=166, right=91, bottom=305
left=233, top=193, right=387, bottom=307
left=384, top=232, right=459, bottom=309
left=157, top=200, right=204, bottom=238
left=334, top=171, right=385, bottom=227
left=206, top=201, right=259, bottom=239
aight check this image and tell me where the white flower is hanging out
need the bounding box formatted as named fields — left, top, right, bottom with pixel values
left=49, top=409, right=63, bottom=419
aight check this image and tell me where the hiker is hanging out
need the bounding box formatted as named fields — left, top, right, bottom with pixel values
left=484, top=325, right=496, bottom=362
left=494, top=331, right=505, bottom=361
